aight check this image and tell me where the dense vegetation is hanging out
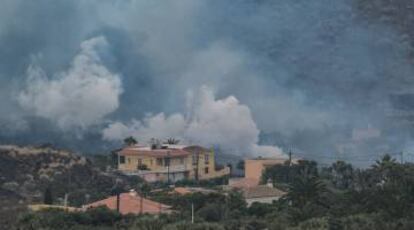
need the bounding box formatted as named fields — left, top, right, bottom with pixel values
left=11, top=154, right=414, bottom=230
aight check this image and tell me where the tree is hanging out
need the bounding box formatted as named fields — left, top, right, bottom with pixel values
left=367, top=155, right=414, bottom=218
left=285, top=173, right=327, bottom=208
left=131, top=217, right=165, bottom=230
left=165, top=138, right=180, bottom=145
left=138, top=183, right=151, bottom=200
left=330, top=161, right=354, bottom=190
left=248, top=202, right=274, bottom=217
left=124, top=136, right=137, bottom=146
left=373, top=154, right=396, bottom=169
left=197, top=203, right=226, bottom=222
left=372, top=154, right=397, bottom=183
left=226, top=191, right=247, bottom=217
left=43, top=187, right=53, bottom=205
left=284, top=172, right=329, bottom=223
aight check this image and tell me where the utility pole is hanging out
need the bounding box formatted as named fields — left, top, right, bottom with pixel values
left=140, top=195, right=143, bottom=214
left=194, top=151, right=200, bottom=181
left=159, top=202, right=162, bottom=214
left=287, top=149, right=292, bottom=183
left=111, top=181, right=122, bottom=213
left=167, top=151, right=171, bottom=185
left=116, top=193, right=121, bottom=212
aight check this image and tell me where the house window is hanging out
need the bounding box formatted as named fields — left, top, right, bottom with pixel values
left=157, top=158, right=163, bottom=166
left=164, top=157, right=170, bottom=167
left=119, top=156, right=125, bottom=164
left=192, top=154, right=198, bottom=165
left=204, top=154, right=209, bottom=164
left=180, top=158, right=184, bottom=164
left=138, top=159, right=142, bottom=167
left=205, top=167, right=209, bottom=174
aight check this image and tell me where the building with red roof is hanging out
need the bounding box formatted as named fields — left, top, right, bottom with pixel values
left=83, top=190, right=171, bottom=215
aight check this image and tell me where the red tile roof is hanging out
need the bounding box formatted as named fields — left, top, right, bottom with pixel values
left=172, top=187, right=217, bottom=195
left=183, top=145, right=210, bottom=152
left=242, top=185, right=286, bottom=199
left=84, top=192, right=171, bottom=215
left=228, top=178, right=260, bottom=188
left=173, top=187, right=192, bottom=195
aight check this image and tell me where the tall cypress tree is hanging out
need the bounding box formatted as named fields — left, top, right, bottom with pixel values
left=43, top=187, right=53, bottom=205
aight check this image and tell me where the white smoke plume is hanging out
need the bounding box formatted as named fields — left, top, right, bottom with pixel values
left=102, top=114, right=187, bottom=143
left=18, top=36, right=122, bottom=130
left=1, top=0, right=412, bottom=161
left=103, top=86, right=285, bottom=158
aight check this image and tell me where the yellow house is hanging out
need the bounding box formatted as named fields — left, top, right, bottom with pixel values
left=117, top=144, right=229, bottom=182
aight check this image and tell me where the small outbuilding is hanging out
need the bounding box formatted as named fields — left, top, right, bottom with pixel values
left=83, top=190, right=171, bottom=215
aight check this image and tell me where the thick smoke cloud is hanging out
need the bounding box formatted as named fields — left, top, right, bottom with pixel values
left=103, top=86, right=284, bottom=158
left=18, top=37, right=122, bottom=130
left=0, top=0, right=413, bottom=163
left=103, top=114, right=187, bottom=144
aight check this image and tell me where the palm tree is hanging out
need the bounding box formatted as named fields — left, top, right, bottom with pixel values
left=124, top=136, right=138, bottom=146
left=285, top=172, right=327, bottom=208
left=284, top=172, right=328, bottom=223
left=166, top=138, right=180, bottom=145
left=331, top=161, right=354, bottom=189
left=373, top=154, right=397, bottom=170
left=372, top=154, right=398, bottom=185
left=368, top=155, right=413, bottom=218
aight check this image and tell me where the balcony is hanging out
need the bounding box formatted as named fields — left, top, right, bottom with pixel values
left=157, top=164, right=188, bottom=173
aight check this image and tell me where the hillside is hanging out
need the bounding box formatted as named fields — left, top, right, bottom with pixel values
left=0, top=145, right=140, bottom=227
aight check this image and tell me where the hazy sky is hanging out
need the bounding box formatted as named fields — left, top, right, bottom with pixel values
left=1, top=0, right=413, bottom=162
